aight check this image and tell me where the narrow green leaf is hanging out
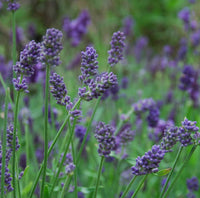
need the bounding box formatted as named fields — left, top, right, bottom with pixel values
left=153, top=168, right=172, bottom=176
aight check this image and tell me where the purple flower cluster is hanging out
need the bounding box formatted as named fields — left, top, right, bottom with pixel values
left=122, top=17, right=134, bottom=37
left=108, top=31, right=126, bottom=67
left=117, top=123, right=135, bottom=145
left=131, top=145, right=165, bottom=175
left=187, top=177, right=199, bottom=198
left=13, top=40, right=41, bottom=93
left=187, top=177, right=199, bottom=191
left=49, top=73, right=70, bottom=106
left=60, top=153, right=75, bottom=175
left=79, top=47, right=98, bottom=84
left=147, top=107, right=160, bottom=128
left=40, top=28, right=63, bottom=67
left=178, top=118, right=199, bottom=147
left=13, top=77, right=29, bottom=93
left=14, top=40, right=41, bottom=76
left=6, top=0, right=20, bottom=11
left=149, top=120, right=174, bottom=143
left=132, top=98, right=156, bottom=114
left=0, top=125, right=20, bottom=193
left=94, top=122, right=116, bottom=157
left=75, top=125, right=87, bottom=143
left=160, top=126, right=178, bottom=152
left=63, top=10, right=90, bottom=47
left=179, top=65, right=195, bottom=91
left=77, top=40, right=121, bottom=101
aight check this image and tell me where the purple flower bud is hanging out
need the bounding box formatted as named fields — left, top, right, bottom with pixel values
left=187, top=177, right=199, bottom=191
left=95, top=122, right=116, bottom=157
left=108, top=31, right=126, bottom=67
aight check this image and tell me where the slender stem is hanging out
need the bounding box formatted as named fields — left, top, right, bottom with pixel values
left=12, top=90, right=21, bottom=198
left=25, top=123, right=29, bottom=183
left=163, top=145, right=197, bottom=198
left=41, top=64, right=50, bottom=198
left=70, top=121, right=78, bottom=198
left=49, top=119, right=76, bottom=196
left=159, top=146, right=184, bottom=198
left=76, top=98, right=101, bottom=164
left=12, top=12, right=17, bottom=67
left=60, top=176, right=71, bottom=198
left=16, top=157, right=22, bottom=198
left=120, top=176, right=137, bottom=198
left=28, top=98, right=82, bottom=198
left=131, top=175, right=148, bottom=198
left=1, top=88, right=9, bottom=198
left=93, top=156, right=105, bottom=198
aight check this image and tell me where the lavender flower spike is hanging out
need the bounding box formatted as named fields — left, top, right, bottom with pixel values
left=178, top=118, right=199, bottom=147
left=41, top=28, right=63, bottom=67
left=7, top=0, right=20, bottom=11
left=13, top=40, right=41, bottom=77
left=95, top=122, right=116, bottom=157
left=108, top=31, right=126, bottom=67
left=132, top=145, right=165, bottom=175
left=50, top=73, right=68, bottom=106
left=79, top=46, right=98, bottom=84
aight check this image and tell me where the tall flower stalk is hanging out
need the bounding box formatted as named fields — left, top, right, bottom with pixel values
left=39, top=28, right=63, bottom=197
left=40, top=64, right=50, bottom=197
left=93, top=156, right=105, bottom=198
left=1, top=88, right=9, bottom=198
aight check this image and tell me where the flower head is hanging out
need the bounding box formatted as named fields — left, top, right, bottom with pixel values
left=95, top=122, right=116, bottom=157
left=108, top=31, right=126, bottom=67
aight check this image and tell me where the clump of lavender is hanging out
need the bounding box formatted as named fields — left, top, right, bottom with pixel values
left=13, top=40, right=41, bottom=92
left=14, top=40, right=40, bottom=76
left=108, top=31, right=126, bottom=67
left=59, top=153, right=75, bottom=176
left=79, top=46, right=98, bottom=85
left=160, top=126, right=178, bottom=152
left=132, top=98, right=156, bottom=114
left=186, top=177, right=199, bottom=198
left=147, top=107, right=160, bottom=128
left=131, top=145, right=165, bottom=175
left=94, top=122, right=116, bottom=157
left=6, top=0, right=20, bottom=11
left=122, top=16, right=134, bottom=37
left=13, top=77, right=29, bottom=93
left=6, top=125, right=20, bottom=151
left=75, top=125, right=87, bottom=143
left=78, top=47, right=118, bottom=101
left=50, top=73, right=69, bottom=106
left=178, top=118, right=199, bottom=147
left=179, top=65, right=195, bottom=91
left=117, top=123, right=135, bottom=145
left=148, top=120, right=174, bottom=143
left=0, top=125, right=20, bottom=194
left=63, top=10, right=90, bottom=47
left=40, top=28, right=63, bottom=67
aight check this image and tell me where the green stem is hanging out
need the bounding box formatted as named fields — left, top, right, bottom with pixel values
left=159, top=146, right=184, bottom=198
left=76, top=98, right=101, bottom=164
left=25, top=123, right=29, bottom=183
left=71, top=121, right=78, bottom=198
left=49, top=119, right=76, bottom=196
left=41, top=64, right=50, bottom=198
left=93, top=156, right=105, bottom=198
left=1, top=88, right=9, bottom=198
left=29, top=98, right=82, bottom=198
left=163, top=145, right=197, bottom=198
left=0, top=74, right=14, bottom=107
left=120, top=176, right=137, bottom=198
left=60, top=176, right=71, bottom=198
left=131, top=175, right=148, bottom=198
left=13, top=90, right=21, bottom=198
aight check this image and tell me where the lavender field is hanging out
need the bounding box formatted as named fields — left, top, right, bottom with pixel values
left=0, top=0, right=200, bottom=197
